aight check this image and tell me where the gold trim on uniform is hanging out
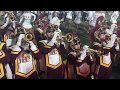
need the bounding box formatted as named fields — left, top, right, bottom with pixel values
left=36, top=29, right=43, bottom=34
left=69, top=52, right=77, bottom=57
left=0, top=43, right=5, bottom=59
left=0, top=43, right=5, bottom=49
left=39, top=41, right=52, bottom=48
left=0, top=63, right=4, bottom=79
left=44, top=45, right=51, bottom=48
left=45, top=54, right=62, bottom=69
left=100, top=56, right=112, bottom=67
left=39, top=41, right=46, bottom=46
left=0, top=50, right=5, bottom=59
left=33, top=49, right=39, bottom=54
left=3, top=34, right=7, bottom=42
left=15, top=57, right=36, bottom=78
left=77, top=60, right=82, bottom=62
left=11, top=51, right=20, bottom=54
left=103, top=47, right=111, bottom=50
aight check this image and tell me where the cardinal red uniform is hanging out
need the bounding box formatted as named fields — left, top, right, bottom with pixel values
left=95, top=45, right=119, bottom=79
left=11, top=45, right=42, bottom=79
left=38, top=40, right=66, bottom=79
left=0, top=42, right=12, bottom=79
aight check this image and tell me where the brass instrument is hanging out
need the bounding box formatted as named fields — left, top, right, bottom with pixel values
left=25, top=33, right=33, bottom=41
left=16, top=27, right=34, bottom=42
left=57, top=33, right=74, bottom=43
left=65, top=33, right=74, bottom=42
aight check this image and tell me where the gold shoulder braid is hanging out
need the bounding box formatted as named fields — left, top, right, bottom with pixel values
left=0, top=43, right=5, bottom=78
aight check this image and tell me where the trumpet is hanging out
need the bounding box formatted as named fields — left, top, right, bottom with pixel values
left=25, top=33, right=33, bottom=41
left=88, top=48, right=99, bottom=53
left=56, top=33, right=74, bottom=43
left=16, top=27, right=34, bottom=41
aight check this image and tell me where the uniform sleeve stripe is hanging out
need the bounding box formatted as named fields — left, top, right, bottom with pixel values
left=39, top=41, right=46, bottom=45
left=33, top=49, right=39, bottom=53
left=103, top=47, right=111, bottom=49
left=11, top=51, right=19, bottom=54
left=0, top=43, right=5, bottom=50
left=77, top=60, right=82, bottom=62
left=69, top=52, right=76, bottom=57
left=44, top=45, right=51, bottom=48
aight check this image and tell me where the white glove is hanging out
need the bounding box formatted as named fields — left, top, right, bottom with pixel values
left=6, top=39, right=12, bottom=47
left=91, top=75, right=94, bottom=79
left=16, top=34, right=25, bottom=46
left=54, top=31, right=60, bottom=37
left=106, top=34, right=117, bottom=48
left=5, top=64, right=13, bottom=79
left=0, top=26, right=5, bottom=29
left=18, top=34, right=25, bottom=40
left=115, top=42, right=119, bottom=51
left=83, top=45, right=89, bottom=51
left=29, top=41, right=38, bottom=52
left=78, top=50, right=86, bottom=60
left=12, top=45, right=21, bottom=52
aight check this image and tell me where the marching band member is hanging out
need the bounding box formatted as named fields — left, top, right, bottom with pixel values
left=67, top=39, right=94, bottom=79
left=89, top=11, right=105, bottom=28
left=19, top=11, right=36, bottom=29
left=87, top=11, right=96, bottom=23
left=50, top=11, right=61, bottom=28
left=94, top=33, right=119, bottom=79
left=34, top=14, right=49, bottom=44
left=0, top=34, right=14, bottom=79
left=48, top=11, right=54, bottom=21
left=88, top=11, right=105, bottom=45
left=11, top=33, right=42, bottom=79
left=110, top=11, right=119, bottom=24
left=35, top=13, right=49, bottom=31
left=105, top=23, right=117, bottom=35
left=38, top=26, right=67, bottom=79
left=75, top=45, right=94, bottom=79
left=67, top=38, right=81, bottom=79
left=74, top=11, right=81, bottom=24
left=0, top=11, right=16, bottom=40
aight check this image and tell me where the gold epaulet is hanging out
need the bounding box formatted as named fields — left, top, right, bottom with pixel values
left=69, top=52, right=77, bottom=57
left=36, top=28, right=43, bottom=34
left=77, top=60, right=82, bottom=62
left=39, top=40, right=47, bottom=45
left=33, top=49, right=39, bottom=54
left=11, top=51, right=20, bottom=54
left=39, top=40, right=51, bottom=48
left=0, top=42, right=5, bottom=50
left=3, top=34, right=7, bottom=42
left=103, top=47, right=111, bottom=50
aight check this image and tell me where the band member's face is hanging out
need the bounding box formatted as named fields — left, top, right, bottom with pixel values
left=46, top=32, right=54, bottom=39
left=21, top=39, right=29, bottom=50
left=73, top=44, right=80, bottom=50
left=100, top=34, right=105, bottom=40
